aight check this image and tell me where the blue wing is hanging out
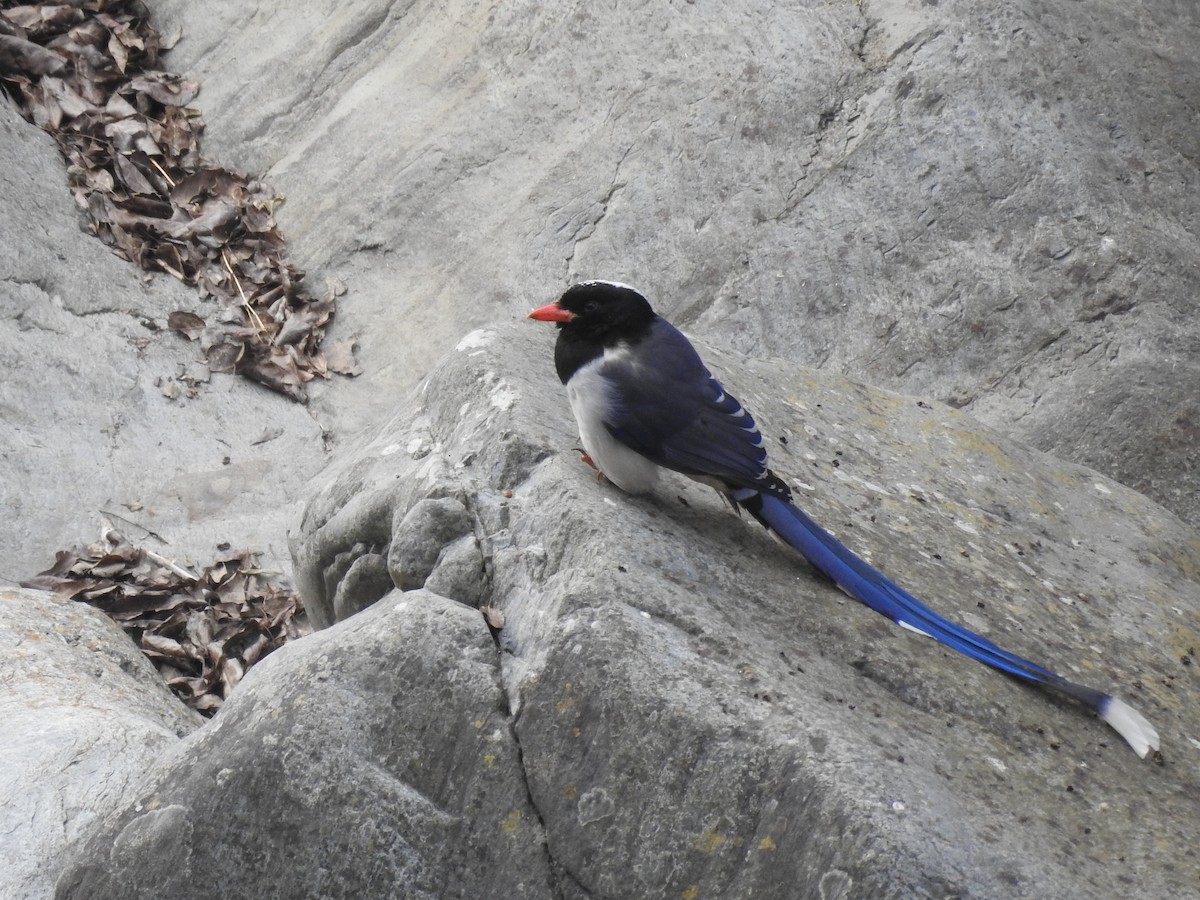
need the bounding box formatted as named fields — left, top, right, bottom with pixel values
left=597, top=319, right=778, bottom=491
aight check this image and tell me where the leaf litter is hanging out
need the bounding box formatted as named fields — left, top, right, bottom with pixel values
left=22, top=526, right=311, bottom=716
left=0, top=0, right=359, bottom=401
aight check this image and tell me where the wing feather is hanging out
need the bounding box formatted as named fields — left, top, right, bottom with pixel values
left=599, top=320, right=773, bottom=490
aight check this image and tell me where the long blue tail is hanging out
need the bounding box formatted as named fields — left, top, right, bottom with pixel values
left=736, top=490, right=1159, bottom=757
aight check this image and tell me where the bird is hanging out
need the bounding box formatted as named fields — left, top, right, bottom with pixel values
left=528, top=279, right=1160, bottom=759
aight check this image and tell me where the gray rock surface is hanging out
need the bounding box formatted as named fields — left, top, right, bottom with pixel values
left=55, top=589, right=554, bottom=900
left=288, top=325, right=1197, bottom=898
left=0, top=99, right=327, bottom=582
left=2, top=0, right=1199, bottom=897
left=0, top=587, right=200, bottom=900
left=148, top=0, right=1200, bottom=529
left=36, top=321, right=1200, bottom=898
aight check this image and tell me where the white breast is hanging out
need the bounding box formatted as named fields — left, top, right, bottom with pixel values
left=566, top=352, right=660, bottom=495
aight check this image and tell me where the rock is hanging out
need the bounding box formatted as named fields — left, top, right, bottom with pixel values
left=389, top=497, right=475, bottom=593
left=3, top=1, right=1200, bottom=897
left=331, top=543, right=393, bottom=624
left=148, top=0, right=1200, bottom=529
left=55, top=590, right=555, bottom=900
left=285, top=324, right=1200, bottom=898
left=0, top=587, right=200, bottom=900
left=0, top=99, right=328, bottom=581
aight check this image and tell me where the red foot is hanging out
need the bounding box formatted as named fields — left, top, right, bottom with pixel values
left=577, top=451, right=608, bottom=482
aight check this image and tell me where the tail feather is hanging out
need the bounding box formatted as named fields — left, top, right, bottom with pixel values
left=739, top=490, right=1160, bottom=758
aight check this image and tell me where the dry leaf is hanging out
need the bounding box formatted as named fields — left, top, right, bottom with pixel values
left=22, top=530, right=311, bottom=717
left=0, top=0, right=350, bottom=402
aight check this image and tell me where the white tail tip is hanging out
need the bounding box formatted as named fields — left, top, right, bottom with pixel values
left=897, top=619, right=933, bottom=639
left=1101, top=696, right=1160, bottom=758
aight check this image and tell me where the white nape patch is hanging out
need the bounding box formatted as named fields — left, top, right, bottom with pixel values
left=1101, top=696, right=1160, bottom=758
left=898, top=620, right=933, bottom=638
left=573, top=278, right=642, bottom=294
left=567, top=349, right=660, bottom=494
left=455, top=329, right=496, bottom=353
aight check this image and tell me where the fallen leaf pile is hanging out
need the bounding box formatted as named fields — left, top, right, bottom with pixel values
left=0, top=0, right=357, bottom=400
left=23, top=528, right=311, bottom=716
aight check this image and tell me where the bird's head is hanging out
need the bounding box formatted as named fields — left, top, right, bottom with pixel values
left=528, top=280, right=656, bottom=345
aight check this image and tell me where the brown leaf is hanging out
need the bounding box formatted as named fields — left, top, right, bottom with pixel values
left=167, top=310, right=206, bottom=340
left=169, top=167, right=222, bottom=205
left=43, top=75, right=90, bottom=118
left=27, top=80, right=64, bottom=129
left=112, top=192, right=173, bottom=218
left=105, top=116, right=162, bottom=155
left=141, top=632, right=187, bottom=658
left=128, top=71, right=198, bottom=107
left=113, top=152, right=157, bottom=195
left=0, top=33, right=66, bottom=75
left=203, top=339, right=245, bottom=373
left=324, top=339, right=361, bottom=376
left=104, top=90, right=137, bottom=119
left=3, top=5, right=83, bottom=34
left=107, top=31, right=127, bottom=73
left=160, top=198, right=240, bottom=241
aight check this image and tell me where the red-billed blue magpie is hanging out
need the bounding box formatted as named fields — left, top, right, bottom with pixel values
left=529, top=280, right=1160, bottom=758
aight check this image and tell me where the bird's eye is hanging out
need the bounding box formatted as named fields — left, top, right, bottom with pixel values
left=583, top=300, right=599, bottom=313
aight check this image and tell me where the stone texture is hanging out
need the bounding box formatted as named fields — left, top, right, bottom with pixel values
left=148, top=0, right=1200, bottom=529
left=54, top=590, right=555, bottom=900
left=287, top=324, right=1200, bottom=899
left=0, top=99, right=328, bottom=581
left=4, top=0, right=1200, bottom=897
left=0, top=588, right=201, bottom=900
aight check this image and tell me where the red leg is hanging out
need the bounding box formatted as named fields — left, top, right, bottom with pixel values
left=576, top=451, right=608, bottom=482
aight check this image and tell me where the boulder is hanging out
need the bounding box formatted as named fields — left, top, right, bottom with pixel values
left=55, top=590, right=554, bottom=900
left=0, top=588, right=200, bottom=900
left=283, top=324, right=1198, bottom=898
left=46, top=323, right=1200, bottom=897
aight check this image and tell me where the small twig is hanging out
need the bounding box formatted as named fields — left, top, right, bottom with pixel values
left=222, top=248, right=266, bottom=333
left=144, top=548, right=200, bottom=582
left=148, top=155, right=176, bottom=188
left=156, top=258, right=187, bottom=281
left=98, top=508, right=169, bottom=543
left=220, top=248, right=248, bottom=301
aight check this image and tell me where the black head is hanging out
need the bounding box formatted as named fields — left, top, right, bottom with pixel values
left=528, top=281, right=660, bottom=384
left=529, top=281, right=657, bottom=347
